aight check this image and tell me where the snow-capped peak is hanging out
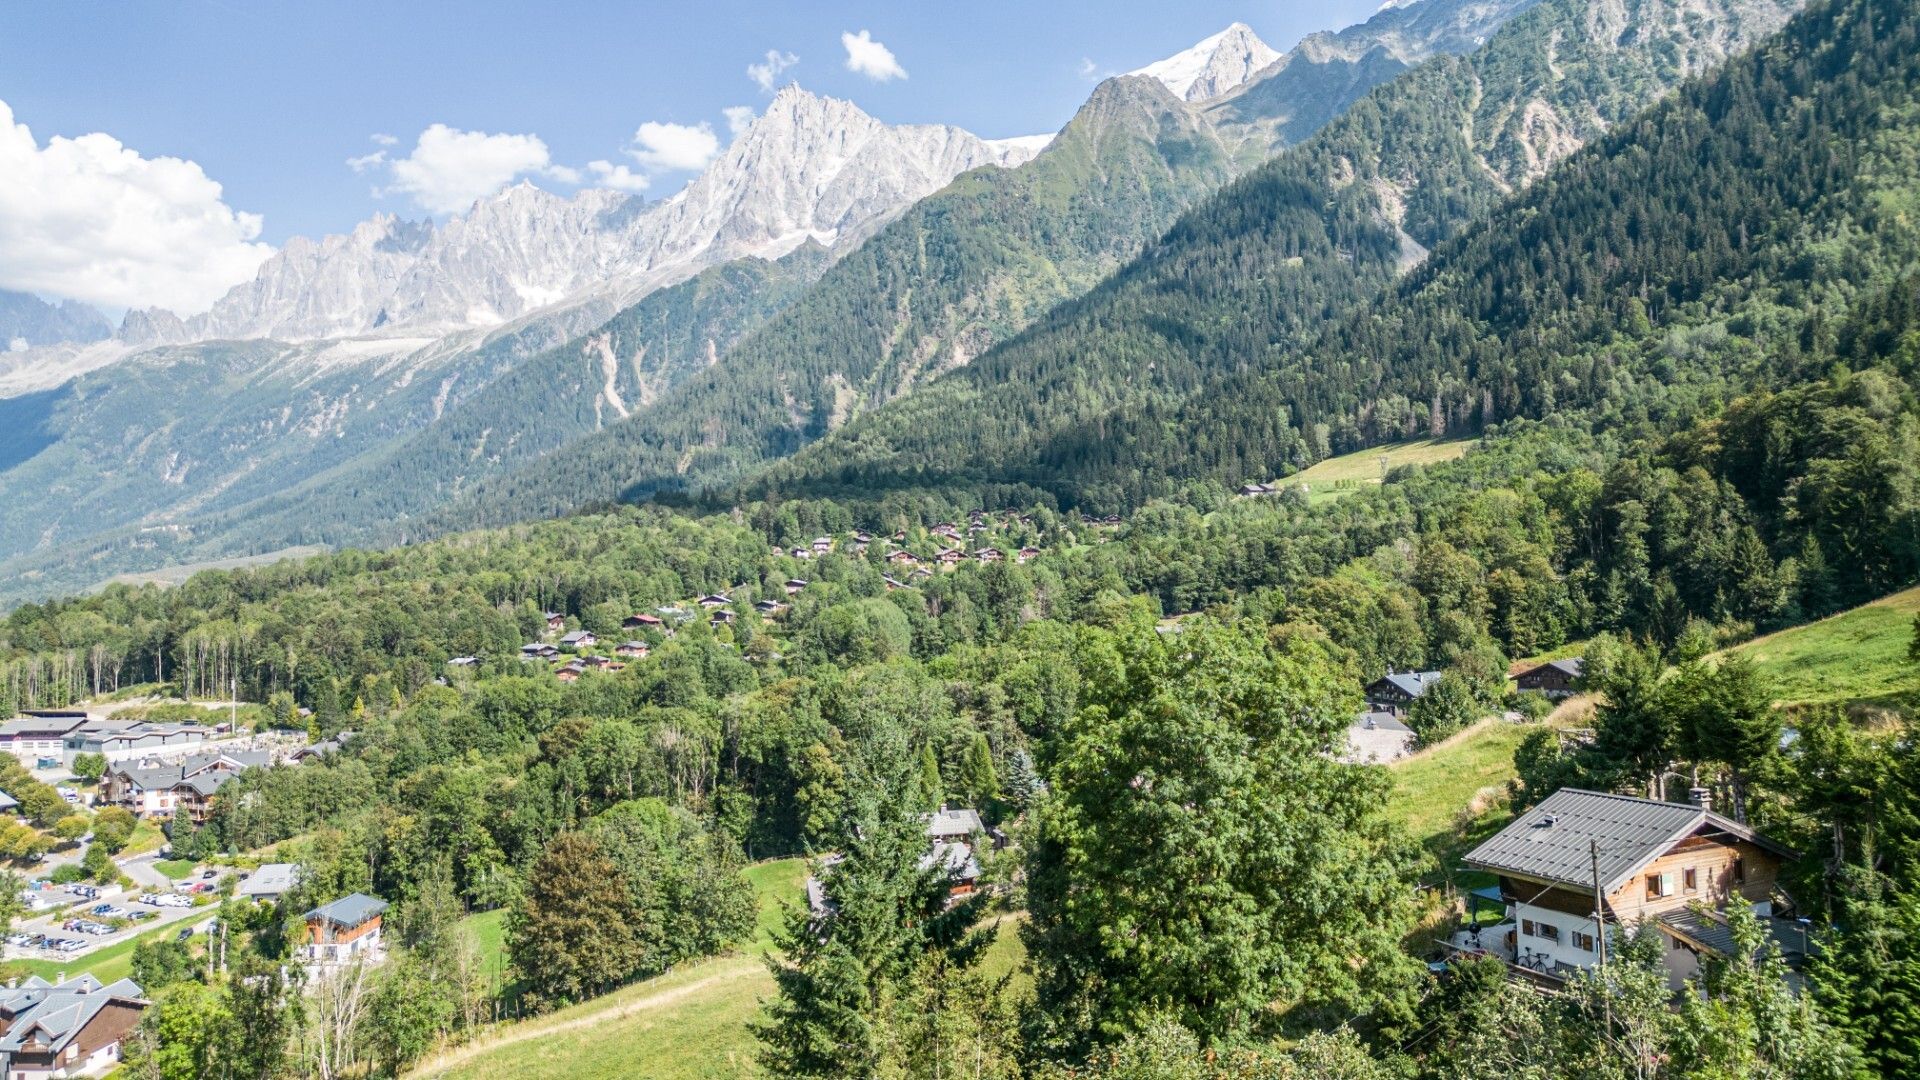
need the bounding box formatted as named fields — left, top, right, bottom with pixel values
left=1129, top=22, right=1282, bottom=102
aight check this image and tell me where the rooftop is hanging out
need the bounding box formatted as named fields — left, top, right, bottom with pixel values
left=305, top=892, right=388, bottom=928
left=1464, top=788, right=1796, bottom=893
left=0, top=974, right=145, bottom=1057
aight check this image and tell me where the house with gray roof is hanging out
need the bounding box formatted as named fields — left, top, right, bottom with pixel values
left=237, top=862, right=301, bottom=903
left=62, top=718, right=210, bottom=765
left=1513, top=657, right=1586, bottom=699
left=0, top=974, right=147, bottom=1078
left=1362, top=670, right=1443, bottom=716
left=302, top=893, right=389, bottom=965
left=1456, top=788, right=1797, bottom=990
left=925, top=807, right=986, bottom=845
left=0, top=711, right=93, bottom=767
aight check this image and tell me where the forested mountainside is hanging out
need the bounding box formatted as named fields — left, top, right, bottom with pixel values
left=742, top=0, right=1805, bottom=509
left=7, top=1, right=1920, bottom=1077
left=0, top=248, right=826, bottom=605
left=401, top=0, right=1542, bottom=535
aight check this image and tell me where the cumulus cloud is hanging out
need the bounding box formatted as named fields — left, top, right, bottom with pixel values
left=587, top=159, right=651, bottom=193
left=722, top=106, right=757, bottom=137
left=359, top=124, right=564, bottom=215
left=842, top=30, right=907, bottom=81
left=370, top=132, right=398, bottom=147
left=1078, top=57, right=1100, bottom=79
left=0, top=98, right=273, bottom=314
left=627, top=121, right=721, bottom=172
left=747, top=49, right=799, bottom=93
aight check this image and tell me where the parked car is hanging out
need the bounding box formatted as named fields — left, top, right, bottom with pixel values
left=53, top=938, right=85, bottom=952
left=4, top=933, right=30, bottom=947
left=201, top=870, right=217, bottom=880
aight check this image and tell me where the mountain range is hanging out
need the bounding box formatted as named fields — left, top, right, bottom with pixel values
left=0, top=0, right=1798, bottom=601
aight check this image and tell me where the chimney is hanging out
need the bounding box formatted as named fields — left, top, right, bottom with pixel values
left=1689, top=786, right=1712, bottom=813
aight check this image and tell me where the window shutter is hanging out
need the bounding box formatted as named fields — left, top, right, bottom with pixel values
left=1660, top=872, right=1676, bottom=896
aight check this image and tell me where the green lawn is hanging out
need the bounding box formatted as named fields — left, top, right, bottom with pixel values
left=121, top=822, right=167, bottom=858
left=1280, top=438, right=1475, bottom=504
left=152, top=859, right=195, bottom=881
left=412, top=858, right=807, bottom=1080
left=1384, top=717, right=1544, bottom=883
left=1724, top=585, right=1920, bottom=708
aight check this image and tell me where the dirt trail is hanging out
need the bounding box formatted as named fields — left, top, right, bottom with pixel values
left=408, top=959, right=760, bottom=1077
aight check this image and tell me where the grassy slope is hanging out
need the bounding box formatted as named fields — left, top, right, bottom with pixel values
left=413, top=859, right=806, bottom=1080
left=419, top=860, right=1030, bottom=1080
left=1724, top=585, right=1920, bottom=708
left=1384, top=716, right=1544, bottom=885
left=1278, top=438, right=1475, bottom=504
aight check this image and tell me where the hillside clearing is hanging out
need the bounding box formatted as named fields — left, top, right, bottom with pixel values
left=1724, top=585, right=1920, bottom=707
left=1280, top=438, right=1476, bottom=503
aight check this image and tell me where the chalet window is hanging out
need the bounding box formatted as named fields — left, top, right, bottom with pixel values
left=1573, top=930, right=1595, bottom=952
left=1535, top=922, right=1560, bottom=943
left=1521, top=919, right=1537, bottom=937
left=1647, top=872, right=1675, bottom=898
left=1732, top=857, right=1746, bottom=884
left=1683, top=867, right=1698, bottom=892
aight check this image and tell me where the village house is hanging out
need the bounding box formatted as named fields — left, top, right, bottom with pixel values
left=1514, top=657, right=1585, bottom=699
left=0, top=975, right=147, bottom=1079
left=1238, top=482, right=1276, bottom=497
left=614, top=640, right=650, bottom=659
left=790, top=546, right=814, bottom=560
left=103, top=749, right=271, bottom=822
left=622, top=613, right=665, bottom=632
left=301, top=893, right=388, bottom=965
left=1362, top=670, right=1443, bottom=716
left=559, top=630, right=597, bottom=649
left=710, top=609, right=737, bottom=626
left=755, top=600, right=787, bottom=616
left=937, top=548, right=964, bottom=565
left=883, top=575, right=906, bottom=591
left=542, top=611, right=566, bottom=633
left=519, top=642, right=560, bottom=661
left=784, top=578, right=809, bottom=595
left=1016, top=546, right=1040, bottom=564
left=447, top=656, right=479, bottom=669
left=886, top=550, right=921, bottom=566
left=0, top=712, right=92, bottom=768
left=236, top=862, right=301, bottom=904
left=697, top=594, right=732, bottom=609
left=291, top=732, right=353, bottom=765
left=1456, top=788, right=1799, bottom=990
left=810, top=536, right=834, bottom=553
left=973, top=547, right=1003, bottom=563
left=554, top=663, right=584, bottom=683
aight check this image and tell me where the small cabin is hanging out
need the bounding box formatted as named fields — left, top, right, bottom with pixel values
left=1515, top=658, right=1584, bottom=699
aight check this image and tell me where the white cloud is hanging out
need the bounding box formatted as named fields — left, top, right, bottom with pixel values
left=587, top=160, right=651, bottom=193
left=747, top=49, right=799, bottom=93
left=0, top=98, right=272, bottom=314
left=627, top=121, right=720, bottom=172
left=1078, top=57, right=1099, bottom=79
left=722, top=106, right=757, bottom=137
left=842, top=30, right=907, bottom=81
left=370, top=132, right=398, bottom=147
left=374, top=124, right=561, bottom=214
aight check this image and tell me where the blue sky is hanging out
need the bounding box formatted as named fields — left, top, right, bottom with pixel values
left=3, top=0, right=1377, bottom=240
left=0, top=1, right=1379, bottom=313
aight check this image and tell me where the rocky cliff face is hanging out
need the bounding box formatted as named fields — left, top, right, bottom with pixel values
left=129, top=88, right=1043, bottom=345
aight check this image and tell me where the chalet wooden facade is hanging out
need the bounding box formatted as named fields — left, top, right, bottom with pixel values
left=1514, top=657, right=1584, bottom=699
left=1459, top=788, right=1797, bottom=990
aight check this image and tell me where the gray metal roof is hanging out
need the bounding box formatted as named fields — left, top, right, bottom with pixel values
left=237, top=863, right=300, bottom=898
left=926, top=808, right=985, bottom=839
left=1660, top=908, right=1738, bottom=955
left=305, top=892, right=388, bottom=928
left=1464, top=788, right=1795, bottom=893
left=1369, top=671, right=1443, bottom=698
left=1518, top=657, right=1585, bottom=679
left=0, top=975, right=143, bottom=1055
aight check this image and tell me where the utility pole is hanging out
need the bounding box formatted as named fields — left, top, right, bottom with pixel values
left=1592, top=838, right=1611, bottom=1032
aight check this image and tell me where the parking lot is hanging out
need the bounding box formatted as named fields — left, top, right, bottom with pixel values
left=7, top=874, right=221, bottom=962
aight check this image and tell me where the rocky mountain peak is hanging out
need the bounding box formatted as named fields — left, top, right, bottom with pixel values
left=1130, top=22, right=1283, bottom=101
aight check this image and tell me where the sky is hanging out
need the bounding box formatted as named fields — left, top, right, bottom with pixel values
left=0, top=0, right=1381, bottom=314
